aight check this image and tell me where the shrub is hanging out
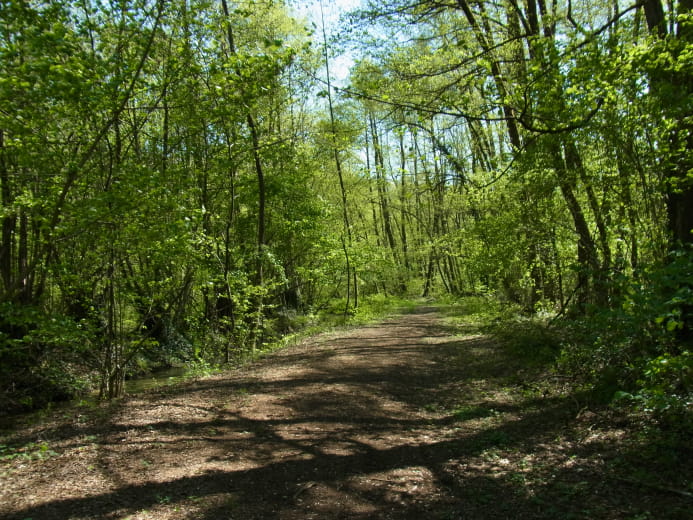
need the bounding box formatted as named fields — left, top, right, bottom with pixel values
left=557, top=247, right=693, bottom=427
left=0, top=303, right=94, bottom=413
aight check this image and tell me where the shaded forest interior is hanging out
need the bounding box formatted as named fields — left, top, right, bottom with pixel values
left=0, top=0, right=691, bottom=436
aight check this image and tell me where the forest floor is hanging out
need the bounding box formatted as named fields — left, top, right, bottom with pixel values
left=0, top=306, right=691, bottom=519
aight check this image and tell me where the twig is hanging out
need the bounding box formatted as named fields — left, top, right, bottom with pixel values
left=293, top=481, right=317, bottom=499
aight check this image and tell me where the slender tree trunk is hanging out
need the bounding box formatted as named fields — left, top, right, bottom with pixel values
left=220, top=0, right=267, bottom=346
left=222, top=128, right=238, bottom=363
left=422, top=251, right=435, bottom=298
left=615, top=148, right=638, bottom=271
left=565, top=140, right=611, bottom=305
left=100, top=113, right=124, bottom=399
left=370, top=115, right=398, bottom=260
left=17, top=210, right=29, bottom=304
left=0, top=129, right=13, bottom=295
left=398, top=131, right=411, bottom=278
left=550, top=138, right=601, bottom=309
left=365, top=125, right=382, bottom=247
left=411, top=130, right=428, bottom=284
left=321, top=2, right=356, bottom=314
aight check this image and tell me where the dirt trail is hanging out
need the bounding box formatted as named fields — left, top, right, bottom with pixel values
left=0, top=307, right=689, bottom=519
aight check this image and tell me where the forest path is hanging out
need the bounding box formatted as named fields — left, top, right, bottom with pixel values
left=0, top=307, right=685, bottom=519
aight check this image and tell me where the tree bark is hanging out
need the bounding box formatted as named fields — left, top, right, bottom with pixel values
left=642, top=0, right=693, bottom=246
left=370, top=115, right=398, bottom=261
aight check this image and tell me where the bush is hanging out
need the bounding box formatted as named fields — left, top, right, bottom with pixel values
left=0, top=303, right=94, bottom=413
left=492, top=315, right=562, bottom=365
left=556, top=248, right=693, bottom=426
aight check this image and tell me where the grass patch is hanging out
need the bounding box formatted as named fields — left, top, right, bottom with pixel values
left=437, top=295, right=504, bottom=333
left=0, top=441, right=59, bottom=461
left=435, top=295, right=560, bottom=367
left=451, top=405, right=499, bottom=421
left=319, top=294, right=419, bottom=326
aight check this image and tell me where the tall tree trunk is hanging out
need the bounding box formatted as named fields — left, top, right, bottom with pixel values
left=365, top=124, right=382, bottom=247
left=0, top=129, right=13, bottom=296
left=429, top=126, right=454, bottom=294
left=17, top=210, right=29, bottom=304
left=550, top=138, right=601, bottom=309
left=615, top=148, right=639, bottom=271
left=220, top=0, right=267, bottom=347
left=321, top=2, right=356, bottom=314
left=398, top=131, right=411, bottom=277
left=642, top=0, right=693, bottom=246
left=370, top=115, right=398, bottom=260
left=642, top=0, right=693, bottom=340
left=565, top=139, right=611, bottom=305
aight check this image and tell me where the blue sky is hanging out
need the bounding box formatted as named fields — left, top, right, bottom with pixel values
left=289, top=0, right=364, bottom=81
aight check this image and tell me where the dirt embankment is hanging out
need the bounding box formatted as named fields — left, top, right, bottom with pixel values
left=0, top=307, right=689, bottom=519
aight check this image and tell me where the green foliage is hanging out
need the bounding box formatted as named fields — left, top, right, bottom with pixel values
left=451, top=405, right=499, bottom=421
left=351, top=294, right=418, bottom=323
left=0, top=441, right=58, bottom=462
left=317, top=294, right=417, bottom=326
left=626, top=351, right=692, bottom=425
left=0, top=0, right=332, bottom=408
left=491, top=316, right=562, bottom=366
left=185, top=358, right=219, bottom=379
left=557, top=248, right=693, bottom=425
left=0, top=0, right=689, bottom=421
left=0, top=302, right=94, bottom=412
left=440, top=295, right=513, bottom=335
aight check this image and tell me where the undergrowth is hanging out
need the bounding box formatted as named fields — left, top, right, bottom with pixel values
left=440, top=293, right=691, bottom=503
left=442, top=286, right=690, bottom=435
left=0, top=441, right=58, bottom=462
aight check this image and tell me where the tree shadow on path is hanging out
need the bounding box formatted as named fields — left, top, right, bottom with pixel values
left=2, top=307, right=689, bottom=520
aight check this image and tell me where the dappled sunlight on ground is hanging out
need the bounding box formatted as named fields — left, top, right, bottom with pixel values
left=1, top=307, right=690, bottom=519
